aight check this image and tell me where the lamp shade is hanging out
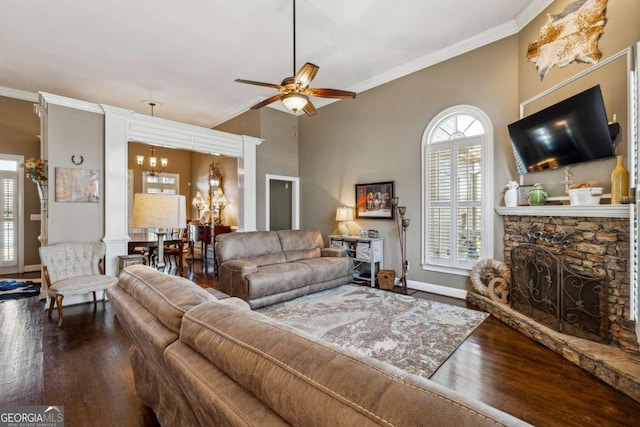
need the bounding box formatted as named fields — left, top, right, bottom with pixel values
left=335, top=207, right=354, bottom=222
left=132, top=193, right=186, bottom=229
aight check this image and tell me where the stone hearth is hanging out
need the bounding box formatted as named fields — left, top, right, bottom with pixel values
left=470, top=208, right=640, bottom=403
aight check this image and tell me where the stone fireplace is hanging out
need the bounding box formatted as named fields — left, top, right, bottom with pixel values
left=467, top=206, right=640, bottom=402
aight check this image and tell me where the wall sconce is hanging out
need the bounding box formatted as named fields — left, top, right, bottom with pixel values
left=335, top=207, right=354, bottom=236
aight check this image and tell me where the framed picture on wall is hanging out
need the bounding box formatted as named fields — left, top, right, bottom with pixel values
left=355, top=181, right=394, bottom=219
left=55, top=167, right=100, bottom=203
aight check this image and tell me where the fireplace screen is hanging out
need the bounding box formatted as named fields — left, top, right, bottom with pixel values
left=510, top=244, right=608, bottom=342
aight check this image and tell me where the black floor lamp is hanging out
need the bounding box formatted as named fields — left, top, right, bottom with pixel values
left=391, top=197, right=410, bottom=294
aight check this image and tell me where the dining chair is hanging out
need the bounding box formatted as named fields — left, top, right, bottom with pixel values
left=163, top=228, right=188, bottom=275
left=39, top=241, right=118, bottom=326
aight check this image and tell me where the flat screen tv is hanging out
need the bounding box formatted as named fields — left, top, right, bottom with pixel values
left=508, top=85, right=615, bottom=175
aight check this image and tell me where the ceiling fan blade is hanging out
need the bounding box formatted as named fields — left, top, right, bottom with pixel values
left=302, top=100, right=317, bottom=116
left=235, top=79, right=283, bottom=90
left=294, top=62, right=319, bottom=88
left=249, top=94, right=283, bottom=110
left=308, top=88, right=356, bottom=99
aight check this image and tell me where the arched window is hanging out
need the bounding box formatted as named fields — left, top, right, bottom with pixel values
left=421, top=106, right=494, bottom=275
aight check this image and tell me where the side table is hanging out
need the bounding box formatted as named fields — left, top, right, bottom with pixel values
left=329, top=235, right=383, bottom=287
left=117, top=254, right=145, bottom=275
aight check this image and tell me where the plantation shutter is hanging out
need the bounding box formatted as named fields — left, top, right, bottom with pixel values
left=427, top=144, right=451, bottom=264
left=455, top=141, right=482, bottom=266
left=0, top=175, right=17, bottom=266
left=426, top=136, right=483, bottom=269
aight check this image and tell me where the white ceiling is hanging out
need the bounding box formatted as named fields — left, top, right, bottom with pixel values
left=0, top=0, right=552, bottom=128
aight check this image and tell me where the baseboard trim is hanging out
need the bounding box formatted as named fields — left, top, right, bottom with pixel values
left=24, top=264, right=41, bottom=273
left=407, top=279, right=467, bottom=300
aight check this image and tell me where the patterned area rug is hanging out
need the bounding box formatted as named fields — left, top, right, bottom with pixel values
left=0, top=279, right=41, bottom=301
left=257, top=285, right=488, bottom=378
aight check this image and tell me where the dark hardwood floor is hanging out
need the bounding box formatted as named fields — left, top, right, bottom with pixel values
left=1, top=260, right=639, bottom=426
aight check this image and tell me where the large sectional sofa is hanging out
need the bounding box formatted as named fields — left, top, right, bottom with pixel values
left=108, top=264, right=529, bottom=426
left=216, top=229, right=352, bottom=308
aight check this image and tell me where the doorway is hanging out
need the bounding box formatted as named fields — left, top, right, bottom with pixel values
left=265, top=174, right=299, bottom=231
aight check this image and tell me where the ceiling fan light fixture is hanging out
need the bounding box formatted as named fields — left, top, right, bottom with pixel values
left=281, top=92, right=308, bottom=112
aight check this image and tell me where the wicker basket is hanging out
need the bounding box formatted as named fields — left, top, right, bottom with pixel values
left=377, top=269, right=396, bottom=290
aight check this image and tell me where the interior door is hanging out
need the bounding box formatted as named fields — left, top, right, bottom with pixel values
left=269, top=179, right=293, bottom=231
left=266, top=174, right=299, bottom=231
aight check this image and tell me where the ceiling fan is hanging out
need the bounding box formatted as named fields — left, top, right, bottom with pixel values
left=235, top=0, right=356, bottom=116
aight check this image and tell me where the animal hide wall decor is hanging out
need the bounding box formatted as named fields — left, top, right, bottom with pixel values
left=527, top=0, right=608, bottom=79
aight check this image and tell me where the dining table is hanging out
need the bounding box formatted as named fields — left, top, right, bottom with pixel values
left=128, top=232, right=182, bottom=268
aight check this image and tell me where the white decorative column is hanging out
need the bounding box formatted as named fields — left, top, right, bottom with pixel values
left=238, top=135, right=262, bottom=231
left=102, top=105, right=135, bottom=276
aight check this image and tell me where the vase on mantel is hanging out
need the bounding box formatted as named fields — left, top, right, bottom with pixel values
left=504, top=181, right=519, bottom=207
left=611, top=155, right=629, bottom=205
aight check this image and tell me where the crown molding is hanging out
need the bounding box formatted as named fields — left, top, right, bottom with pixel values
left=0, top=85, right=38, bottom=102
left=515, top=0, right=554, bottom=29
left=351, top=20, right=520, bottom=96
left=39, top=92, right=104, bottom=114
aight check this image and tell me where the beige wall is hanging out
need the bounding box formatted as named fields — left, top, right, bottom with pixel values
left=216, top=108, right=299, bottom=230
left=46, top=105, right=104, bottom=243
left=298, top=36, right=520, bottom=291
left=0, top=96, right=41, bottom=266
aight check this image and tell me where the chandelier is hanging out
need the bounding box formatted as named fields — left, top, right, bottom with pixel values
left=136, top=146, right=167, bottom=177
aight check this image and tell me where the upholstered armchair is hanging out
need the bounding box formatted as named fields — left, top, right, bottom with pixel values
left=39, top=241, right=118, bottom=326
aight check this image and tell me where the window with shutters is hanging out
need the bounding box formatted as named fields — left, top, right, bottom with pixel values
left=0, top=159, right=18, bottom=267
left=421, top=106, right=494, bottom=275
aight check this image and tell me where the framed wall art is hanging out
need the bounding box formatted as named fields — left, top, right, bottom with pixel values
left=55, top=167, right=100, bottom=203
left=355, top=181, right=394, bottom=219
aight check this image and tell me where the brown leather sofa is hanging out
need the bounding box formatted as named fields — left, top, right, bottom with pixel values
left=216, top=229, right=352, bottom=308
left=108, top=264, right=530, bottom=426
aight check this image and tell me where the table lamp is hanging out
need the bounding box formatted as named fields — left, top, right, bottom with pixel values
left=132, top=193, right=186, bottom=271
left=192, top=191, right=206, bottom=221
left=335, top=207, right=354, bottom=236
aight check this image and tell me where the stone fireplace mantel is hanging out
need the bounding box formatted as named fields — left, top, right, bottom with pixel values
left=496, top=205, right=631, bottom=218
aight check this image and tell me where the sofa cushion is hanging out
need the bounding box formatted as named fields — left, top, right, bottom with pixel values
left=245, top=262, right=312, bottom=299
left=296, top=257, right=351, bottom=283
left=165, top=341, right=290, bottom=426
left=217, top=231, right=286, bottom=266
left=180, top=302, right=527, bottom=427
left=107, top=274, right=201, bottom=426
left=277, top=229, right=324, bottom=262
left=118, top=264, right=217, bottom=333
